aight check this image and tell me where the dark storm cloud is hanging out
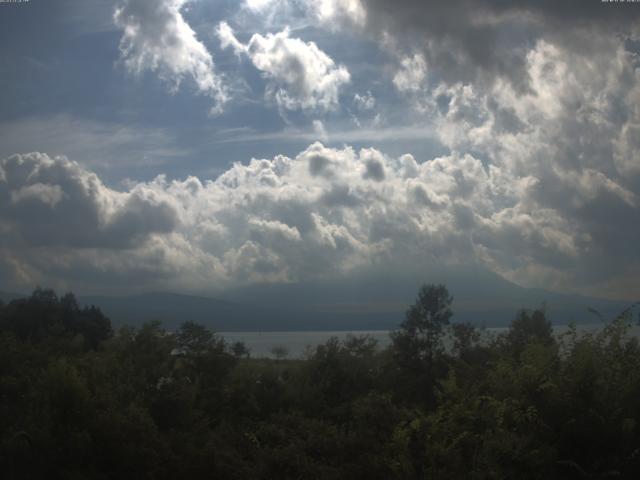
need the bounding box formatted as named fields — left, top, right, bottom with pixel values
left=361, top=0, right=640, bottom=90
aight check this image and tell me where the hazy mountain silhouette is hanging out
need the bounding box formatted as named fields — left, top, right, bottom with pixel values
left=221, top=265, right=628, bottom=329
left=0, top=291, right=24, bottom=304
left=66, top=266, right=631, bottom=331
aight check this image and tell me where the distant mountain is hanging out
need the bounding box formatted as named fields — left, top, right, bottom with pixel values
left=80, top=292, right=258, bottom=331
left=77, top=267, right=632, bottom=331
left=80, top=291, right=404, bottom=332
left=0, top=291, right=25, bottom=304
left=222, top=266, right=630, bottom=329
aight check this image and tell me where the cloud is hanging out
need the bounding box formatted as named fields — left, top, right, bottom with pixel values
left=243, top=0, right=365, bottom=29
left=0, top=152, right=177, bottom=250
left=218, top=22, right=350, bottom=112
left=411, top=33, right=640, bottom=295
left=360, top=148, right=385, bottom=181
left=312, top=120, right=328, bottom=141
left=353, top=91, right=375, bottom=111
left=393, top=54, right=427, bottom=93
left=311, top=0, right=366, bottom=29
left=0, top=114, right=188, bottom=171
left=314, top=0, right=640, bottom=94
left=4, top=0, right=640, bottom=299
left=244, top=0, right=276, bottom=11
left=217, top=20, right=246, bottom=57
left=11, top=183, right=64, bottom=208
left=2, top=132, right=639, bottom=299
left=114, top=0, right=227, bottom=113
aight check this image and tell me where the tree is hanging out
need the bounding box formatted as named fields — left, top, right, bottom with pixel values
left=231, top=341, right=250, bottom=358
left=271, top=345, right=289, bottom=360
left=505, top=308, right=553, bottom=357
left=451, top=322, right=480, bottom=357
left=0, top=289, right=112, bottom=349
left=392, top=284, right=453, bottom=364
left=390, top=284, right=453, bottom=407
left=177, top=321, right=217, bottom=357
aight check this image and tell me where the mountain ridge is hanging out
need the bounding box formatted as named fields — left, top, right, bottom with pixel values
left=1, top=268, right=632, bottom=331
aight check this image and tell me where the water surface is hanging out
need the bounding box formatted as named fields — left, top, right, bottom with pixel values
left=220, top=324, right=631, bottom=358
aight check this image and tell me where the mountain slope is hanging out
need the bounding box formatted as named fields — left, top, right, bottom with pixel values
left=0, top=291, right=25, bottom=304
left=78, top=267, right=631, bottom=331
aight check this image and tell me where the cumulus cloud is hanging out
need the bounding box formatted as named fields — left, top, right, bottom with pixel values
left=268, top=1, right=639, bottom=298
left=311, top=0, right=366, bottom=29
left=2, top=133, right=639, bottom=298
left=393, top=54, right=427, bottom=93
left=11, top=183, right=64, bottom=208
left=5, top=0, right=640, bottom=299
left=244, top=0, right=276, bottom=11
left=0, top=152, right=177, bottom=250
left=218, top=22, right=350, bottom=112
left=409, top=33, right=640, bottom=294
left=243, top=0, right=365, bottom=28
left=311, top=0, right=639, bottom=94
left=114, top=0, right=227, bottom=113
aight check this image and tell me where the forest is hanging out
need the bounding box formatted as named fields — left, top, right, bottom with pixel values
left=1, top=285, right=640, bottom=479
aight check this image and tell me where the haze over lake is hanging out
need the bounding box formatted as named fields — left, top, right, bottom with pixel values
left=220, top=324, right=639, bottom=358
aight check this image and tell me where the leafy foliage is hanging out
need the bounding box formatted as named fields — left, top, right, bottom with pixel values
left=1, top=286, right=640, bottom=479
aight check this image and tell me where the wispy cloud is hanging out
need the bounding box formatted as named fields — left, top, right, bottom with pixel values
left=208, top=124, right=439, bottom=146
left=0, top=115, right=190, bottom=172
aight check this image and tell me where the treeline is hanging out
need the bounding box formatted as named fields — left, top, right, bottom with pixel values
left=1, top=285, right=640, bottom=479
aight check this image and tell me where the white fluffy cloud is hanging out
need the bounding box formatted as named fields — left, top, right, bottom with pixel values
left=114, top=0, right=227, bottom=113
left=311, top=0, right=366, bottom=28
left=4, top=0, right=640, bottom=301
left=245, top=0, right=275, bottom=10
left=3, top=129, right=638, bottom=298
left=218, top=23, right=350, bottom=112
left=243, top=0, right=365, bottom=28
left=408, top=35, right=640, bottom=294
left=393, top=54, right=427, bottom=93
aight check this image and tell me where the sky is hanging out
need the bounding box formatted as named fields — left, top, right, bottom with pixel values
left=0, top=0, right=639, bottom=301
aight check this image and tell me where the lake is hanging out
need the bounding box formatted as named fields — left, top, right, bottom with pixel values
left=220, top=330, right=392, bottom=358
left=220, top=323, right=631, bottom=358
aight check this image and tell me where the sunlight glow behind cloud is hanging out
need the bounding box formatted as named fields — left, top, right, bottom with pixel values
left=1, top=0, right=639, bottom=300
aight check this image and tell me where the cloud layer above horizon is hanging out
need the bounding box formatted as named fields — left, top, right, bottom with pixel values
left=0, top=0, right=639, bottom=300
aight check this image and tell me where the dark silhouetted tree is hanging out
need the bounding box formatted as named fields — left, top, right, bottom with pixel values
left=231, top=340, right=250, bottom=358
left=0, top=288, right=111, bottom=349
left=390, top=284, right=453, bottom=407
left=505, top=308, right=553, bottom=356
left=392, top=284, right=453, bottom=364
